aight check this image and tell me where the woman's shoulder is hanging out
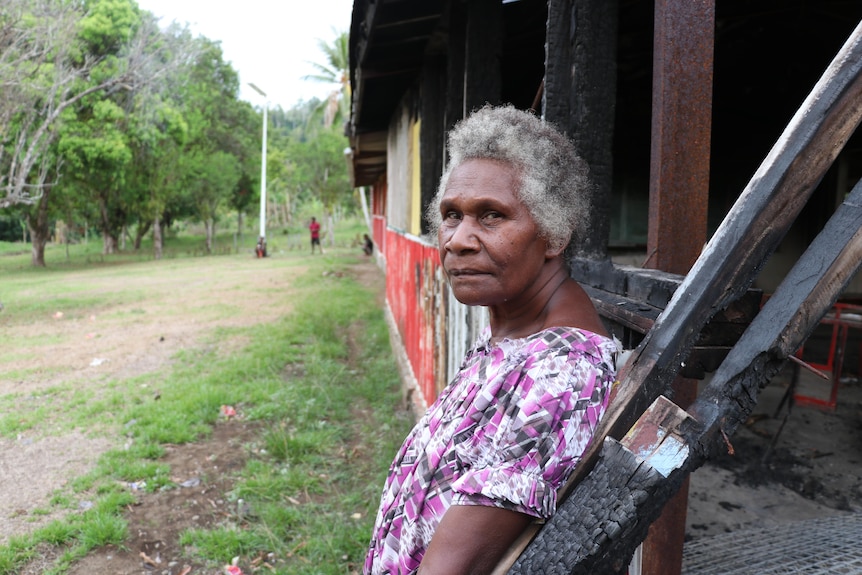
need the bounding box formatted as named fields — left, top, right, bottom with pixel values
left=502, top=326, right=619, bottom=359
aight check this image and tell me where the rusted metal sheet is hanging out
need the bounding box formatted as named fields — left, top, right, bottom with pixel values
left=647, top=0, right=714, bottom=275
left=644, top=2, right=715, bottom=571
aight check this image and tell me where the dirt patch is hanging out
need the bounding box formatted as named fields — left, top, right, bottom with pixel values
left=61, top=420, right=261, bottom=575
left=686, top=366, right=862, bottom=541
left=0, top=432, right=113, bottom=544
left=2, top=256, right=303, bottom=397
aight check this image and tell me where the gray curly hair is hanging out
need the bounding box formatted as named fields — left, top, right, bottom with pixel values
left=426, top=104, right=590, bottom=254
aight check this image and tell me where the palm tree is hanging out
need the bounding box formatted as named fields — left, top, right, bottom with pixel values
left=304, top=29, right=350, bottom=129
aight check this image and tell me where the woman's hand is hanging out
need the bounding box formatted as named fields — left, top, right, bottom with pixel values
left=417, top=505, right=532, bottom=575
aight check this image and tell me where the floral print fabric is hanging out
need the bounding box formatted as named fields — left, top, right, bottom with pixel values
left=364, top=326, right=619, bottom=574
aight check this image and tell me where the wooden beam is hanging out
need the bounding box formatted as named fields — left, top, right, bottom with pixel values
left=505, top=396, right=699, bottom=574
left=545, top=0, right=619, bottom=259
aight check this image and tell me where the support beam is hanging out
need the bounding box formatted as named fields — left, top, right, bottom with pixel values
left=545, top=0, right=619, bottom=259
left=646, top=0, right=714, bottom=273
left=643, top=2, right=714, bottom=572
left=464, top=0, right=502, bottom=112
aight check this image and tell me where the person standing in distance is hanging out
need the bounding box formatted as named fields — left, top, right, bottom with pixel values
left=309, top=217, right=322, bottom=254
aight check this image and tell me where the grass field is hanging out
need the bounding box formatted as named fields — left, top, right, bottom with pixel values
left=0, top=223, right=412, bottom=574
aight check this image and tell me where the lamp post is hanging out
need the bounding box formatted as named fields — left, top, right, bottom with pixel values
left=248, top=82, right=268, bottom=245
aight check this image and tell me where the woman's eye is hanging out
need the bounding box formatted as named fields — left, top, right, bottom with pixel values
left=483, top=211, right=503, bottom=222
left=443, top=211, right=461, bottom=221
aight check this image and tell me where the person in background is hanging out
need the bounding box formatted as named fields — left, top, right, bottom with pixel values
left=363, top=104, right=619, bottom=575
left=309, top=217, right=322, bottom=254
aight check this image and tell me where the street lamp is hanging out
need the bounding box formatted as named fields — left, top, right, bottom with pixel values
left=248, top=82, right=268, bottom=245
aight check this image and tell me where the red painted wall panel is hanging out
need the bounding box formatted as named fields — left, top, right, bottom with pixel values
left=385, top=228, right=442, bottom=406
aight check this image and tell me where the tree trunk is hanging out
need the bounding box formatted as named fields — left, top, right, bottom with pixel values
left=103, top=234, right=118, bottom=254
left=98, top=196, right=119, bottom=255
left=236, top=210, right=243, bottom=239
left=153, top=215, right=163, bottom=260
left=134, top=220, right=152, bottom=251
left=26, top=188, right=52, bottom=267
left=205, top=219, right=214, bottom=253
left=326, top=211, right=335, bottom=247
left=28, top=224, right=49, bottom=267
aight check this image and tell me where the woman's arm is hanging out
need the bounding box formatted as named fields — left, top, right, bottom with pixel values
left=417, top=505, right=532, bottom=575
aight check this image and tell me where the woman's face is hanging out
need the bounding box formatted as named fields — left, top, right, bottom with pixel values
left=438, top=158, right=556, bottom=308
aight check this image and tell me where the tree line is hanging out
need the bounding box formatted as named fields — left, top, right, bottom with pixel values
left=0, top=0, right=353, bottom=266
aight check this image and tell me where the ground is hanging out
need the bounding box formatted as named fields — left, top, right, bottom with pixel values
left=686, top=366, right=862, bottom=542
left=2, top=254, right=312, bottom=574
left=2, top=253, right=862, bottom=574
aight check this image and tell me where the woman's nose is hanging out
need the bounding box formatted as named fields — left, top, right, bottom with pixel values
left=443, top=219, right=480, bottom=253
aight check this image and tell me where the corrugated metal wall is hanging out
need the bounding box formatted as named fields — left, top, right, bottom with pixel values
left=384, top=229, right=444, bottom=404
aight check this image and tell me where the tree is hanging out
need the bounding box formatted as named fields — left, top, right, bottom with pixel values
left=280, top=124, right=352, bottom=244
left=57, top=97, right=133, bottom=255
left=224, top=101, right=262, bottom=241
left=0, top=0, right=179, bottom=210
left=303, top=30, right=350, bottom=129
left=177, top=37, right=251, bottom=252
left=125, top=97, right=188, bottom=258
left=184, top=150, right=240, bottom=252
left=2, top=0, right=198, bottom=265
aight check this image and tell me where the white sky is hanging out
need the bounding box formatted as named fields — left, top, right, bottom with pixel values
left=135, top=0, right=354, bottom=110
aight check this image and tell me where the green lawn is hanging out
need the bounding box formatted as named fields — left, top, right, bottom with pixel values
left=0, top=226, right=412, bottom=574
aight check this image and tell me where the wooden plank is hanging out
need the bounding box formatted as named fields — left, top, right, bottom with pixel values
left=620, top=396, right=693, bottom=478
left=581, top=276, right=759, bottom=379
left=573, top=260, right=762, bottom=326
left=507, top=397, right=698, bottom=574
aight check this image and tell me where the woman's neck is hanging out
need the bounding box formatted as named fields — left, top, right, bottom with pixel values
left=487, top=263, right=571, bottom=344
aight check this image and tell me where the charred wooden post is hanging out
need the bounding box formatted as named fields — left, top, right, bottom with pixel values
left=511, top=396, right=700, bottom=575
left=545, top=0, right=619, bottom=260
left=464, top=0, right=502, bottom=112
left=500, top=20, right=862, bottom=575
left=420, top=55, right=446, bottom=236
left=444, top=1, right=466, bottom=128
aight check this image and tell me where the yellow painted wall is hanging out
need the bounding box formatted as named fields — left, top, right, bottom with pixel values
left=410, top=119, right=422, bottom=236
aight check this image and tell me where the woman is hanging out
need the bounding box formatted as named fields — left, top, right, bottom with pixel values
left=364, top=105, right=619, bottom=575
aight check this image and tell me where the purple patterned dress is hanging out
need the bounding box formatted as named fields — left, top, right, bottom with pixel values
left=364, top=326, right=619, bottom=574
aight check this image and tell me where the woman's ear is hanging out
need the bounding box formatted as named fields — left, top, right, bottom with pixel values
left=545, top=239, right=567, bottom=259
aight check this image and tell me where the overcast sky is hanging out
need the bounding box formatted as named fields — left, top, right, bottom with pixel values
left=135, top=0, right=354, bottom=110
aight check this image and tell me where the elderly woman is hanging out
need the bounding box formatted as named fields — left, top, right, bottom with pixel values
left=364, top=105, right=619, bottom=575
